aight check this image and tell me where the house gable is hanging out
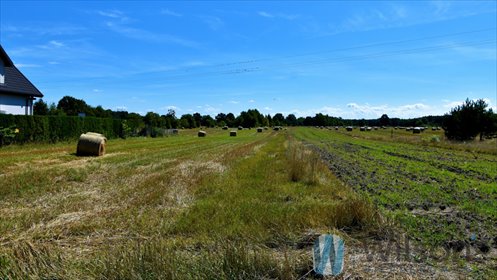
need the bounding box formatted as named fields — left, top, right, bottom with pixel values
left=0, top=44, right=43, bottom=98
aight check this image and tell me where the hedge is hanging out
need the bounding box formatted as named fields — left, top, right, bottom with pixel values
left=0, top=115, right=123, bottom=145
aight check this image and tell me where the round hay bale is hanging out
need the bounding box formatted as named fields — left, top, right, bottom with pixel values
left=273, top=127, right=280, bottom=131
left=238, top=126, right=244, bottom=130
left=413, top=127, right=421, bottom=134
left=198, top=131, right=207, bottom=137
left=360, top=127, right=365, bottom=131
left=77, top=134, right=105, bottom=156
left=257, top=127, right=263, bottom=132
left=346, top=126, right=353, bottom=131
left=230, top=130, right=237, bottom=137
left=84, top=132, right=107, bottom=143
left=222, top=126, right=229, bottom=130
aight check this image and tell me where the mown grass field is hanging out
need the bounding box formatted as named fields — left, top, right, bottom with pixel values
left=0, top=128, right=381, bottom=279
left=0, top=127, right=496, bottom=279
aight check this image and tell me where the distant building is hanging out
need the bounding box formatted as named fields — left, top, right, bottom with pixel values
left=0, top=44, right=43, bottom=115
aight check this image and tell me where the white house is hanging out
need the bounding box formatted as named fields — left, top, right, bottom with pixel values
left=0, top=44, right=43, bottom=115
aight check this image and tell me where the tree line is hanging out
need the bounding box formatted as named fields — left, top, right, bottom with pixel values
left=32, top=96, right=496, bottom=141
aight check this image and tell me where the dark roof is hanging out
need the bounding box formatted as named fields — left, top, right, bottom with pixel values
left=0, top=44, right=43, bottom=98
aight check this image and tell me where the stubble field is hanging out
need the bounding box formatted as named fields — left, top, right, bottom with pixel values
left=0, top=127, right=495, bottom=279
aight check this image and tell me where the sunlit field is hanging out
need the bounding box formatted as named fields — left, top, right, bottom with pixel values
left=0, top=127, right=495, bottom=279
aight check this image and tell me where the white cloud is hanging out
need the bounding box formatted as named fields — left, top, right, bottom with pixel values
left=16, top=63, right=41, bottom=68
left=92, top=89, right=102, bottom=93
left=166, top=105, right=179, bottom=110
left=49, top=40, right=65, bottom=48
left=257, top=11, right=300, bottom=20
left=203, top=104, right=220, bottom=115
left=228, top=100, right=239, bottom=104
left=258, top=11, right=274, bottom=18
left=200, top=16, right=224, bottom=31
left=264, top=107, right=273, bottom=111
left=248, top=99, right=255, bottom=103
left=161, top=9, right=182, bottom=17
left=105, top=21, right=198, bottom=47
left=284, top=102, right=439, bottom=119
left=97, top=10, right=129, bottom=22
left=116, top=106, right=127, bottom=111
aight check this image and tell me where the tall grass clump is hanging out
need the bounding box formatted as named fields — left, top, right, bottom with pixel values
left=286, top=141, right=323, bottom=185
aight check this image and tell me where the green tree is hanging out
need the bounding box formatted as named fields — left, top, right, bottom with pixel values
left=443, top=98, right=496, bottom=141
left=273, top=113, right=285, bottom=126
left=285, top=114, right=298, bottom=126
left=57, top=96, right=92, bottom=116
left=33, top=99, right=49, bottom=115
left=379, top=114, right=390, bottom=126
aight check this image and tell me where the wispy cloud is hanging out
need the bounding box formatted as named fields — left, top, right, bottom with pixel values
left=161, top=9, right=182, bottom=17
left=200, top=16, right=224, bottom=31
left=15, top=63, right=42, bottom=68
left=228, top=100, right=239, bottom=104
left=104, top=21, right=199, bottom=48
left=1, top=24, right=86, bottom=37
left=321, top=3, right=495, bottom=36
left=38, top=40, right=65, bottom=50
left=258, top=11, right=274, bottom=18
left=96, top=10, right=198, bottom=47
left=257, top=11, right=300, bottom=20
left=248, top=99, right=255, bottom=103
left=97, top=10, right=127, bottom=19
left=431, top=1, right=451, bottom=16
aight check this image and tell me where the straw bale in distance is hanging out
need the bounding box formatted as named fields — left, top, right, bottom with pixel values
left=198, top=131, right=207, bottom=137
left=230, top=131, right=237, bottom=137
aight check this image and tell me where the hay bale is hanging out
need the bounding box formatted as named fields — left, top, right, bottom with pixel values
left=413, top=127, right=421, bottom=134
left=346, top=126, right=353, bottom=131
left=230, top=130, right=237, bottom=137
left=238, top=126, right=243, bottom=130
left=172, top=129, right=179, bottom=134
left=273, top=126, right=280, bottom=131
left=257, top=127, right=263, bottom=132
left=222, top=126, right=228, bottom=130
left=77, top=134, right=106, bottom=156
left=360, top=127, right=365, bottom=131
left=84, top=132, right=107, bottom=143
left=198, top=131, right=207, bottom=137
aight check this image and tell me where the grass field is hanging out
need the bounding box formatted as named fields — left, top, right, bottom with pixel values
left=0, top=127, right=496, bottom=278
left=292, top=127, right=497, bottom=277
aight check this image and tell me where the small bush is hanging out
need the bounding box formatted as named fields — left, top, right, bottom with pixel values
left=430, top=135, right=440, bottom=143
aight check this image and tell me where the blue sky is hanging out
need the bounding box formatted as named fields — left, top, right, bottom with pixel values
left=1, top=1, right=496, bottom=118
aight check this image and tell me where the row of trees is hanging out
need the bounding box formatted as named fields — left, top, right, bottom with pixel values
left=32, top=96, right=496, bottom=140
